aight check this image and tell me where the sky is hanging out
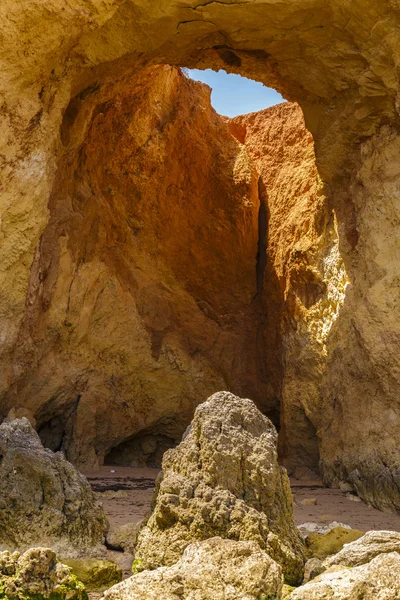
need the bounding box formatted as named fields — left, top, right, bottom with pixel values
left=188, top=69, right=285, bottom=118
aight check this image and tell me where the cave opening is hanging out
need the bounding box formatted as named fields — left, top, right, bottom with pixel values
left=186, top=68, right=285, bottom=117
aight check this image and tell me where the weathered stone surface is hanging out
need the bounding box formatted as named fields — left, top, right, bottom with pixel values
left=61, top=559, right=121, bottom=592
left=0, top=418, right=108, bottom=556
left=289, top=552, right=400, bottom=599
left=323, top=530, right=400, bottom=570
left=0, top=548, right=87, bottom=600
left=106, top=523, right=142, bottom=555
left=231, top=103, right=348, bottom=479
left=0, top=0, right=400, bottom=509
left=103, top=537, right=283, bottom=600
left=134, top=392, right=304, bottom=585
left=305, top=526, right=365, bottom=560
left=303, top=558, right=324, bottom=584
left=233, top=101, right=400, bottom=512
left=2, top=64, right=264, bottom=470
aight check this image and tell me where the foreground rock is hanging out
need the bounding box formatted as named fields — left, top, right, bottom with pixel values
left=134, top=392, right=304, bottom=585
left=0, top=548, right=87, bottom=600
left=107, top=522, right=142, bottom=555
left=305, top=526, right=364, bottom=560
left=0, top=418, right=108, bottom=555
left=323, top=530, right=400, bottom=569
left=289, top=552, right=400, bottom=599
left=103, top=537, right=283, bottom=600
left=61, top=559, right=122, bottom=592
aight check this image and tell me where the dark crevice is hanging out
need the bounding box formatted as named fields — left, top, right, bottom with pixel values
left=256, top=177, right=267, bottom=298
left=37, top=394, right=81, bottom=452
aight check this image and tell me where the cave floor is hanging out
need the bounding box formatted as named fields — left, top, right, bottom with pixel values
left=84, top=467, right=400, bottom=535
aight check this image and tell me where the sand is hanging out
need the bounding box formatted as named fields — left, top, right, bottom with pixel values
left=84, top=467, right=400, bottom=535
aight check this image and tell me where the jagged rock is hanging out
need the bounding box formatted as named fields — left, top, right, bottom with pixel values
left=103, top=537, right=283, bottom=600
left=0, top=418, right=108, bottom=555
left=61, top=559, right=122, bottom=592
left=106, top=522, right=142, bottom=554
left=1, top=64, right=263, bottom=471
left=0, top=548, right=87, bottom=600
left=305, top=526, right=364, bottom=560
left=134, top=392, right=305, bottom=585
left=289, top=552, right=400, bottom=599
left=323, top=530, right=400, bottom=570
left=302, top=558, right=324, bottom=584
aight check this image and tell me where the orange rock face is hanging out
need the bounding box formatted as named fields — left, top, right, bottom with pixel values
left=231, top=104, right=348, bottom=477
left=3, top=65, right=270, bottom=468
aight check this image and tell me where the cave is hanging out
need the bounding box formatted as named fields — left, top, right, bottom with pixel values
left=1, top=0, right=400, bottom=514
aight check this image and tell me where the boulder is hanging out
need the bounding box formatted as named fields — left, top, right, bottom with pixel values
left=134, top=392, right=304, bottom=585
left=323, top=530, right=400, bottom=569
left=0, top=547, right=87, bottom=600
left=106, top=522, right=142, bottom=554
left=0, top=418, right=108, bottom=556
left=305, top=526, right=364, bottom=560
left=302, top=558, right=324, bottom=583
left=61, top=559, right=122, bottom=592
left=289, top=552, right=400, bottom=599
left=103, top=537, right=283, bottom=600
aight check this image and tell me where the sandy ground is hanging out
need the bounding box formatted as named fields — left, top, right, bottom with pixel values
left=84, top=466, right=400, bottom=534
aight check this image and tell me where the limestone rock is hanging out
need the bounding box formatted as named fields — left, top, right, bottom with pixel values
left=305, top=526, right=365, bottom=560
left=289, top=552, right=400, bottom=599
left=106, top=523, right=142, bottom=554
left=103, top=537, right=283, bottom=600
left=231, top=103, right=341, bottom=478
left=0, top=418, right=108, bottom=555
left=134, top=392, right=304, bottom=585
left=0, top=548, right=87, bottom=600
left=2, top=64, right=264, bottom=470
left=323, top=530, right=400, bottom=570
left=303, top=558, right=324, bottom=584
left=61, top=559, right=122, bottom=592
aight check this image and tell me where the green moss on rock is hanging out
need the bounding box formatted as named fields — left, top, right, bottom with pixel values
left=131, top=558, right=144, bottom=575
left=60, top=559, right=122, bottom=592
left=0, top=548, right=87, bottom=600
left=305, top=527, right=364, bottom=560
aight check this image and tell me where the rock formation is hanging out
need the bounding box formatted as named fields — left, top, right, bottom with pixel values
left=134, top=392, right=304, bottom=585
left=305, top=526, right=364, bottom=560
left=0, top=0, right=400, bottom=509
left=231, top=103, right=347, bottom=477
left=302, top=530, right=400, bottom=585
left=289, top=552, right=400, bottom=600
left=1, top=64, right=266, bottom=470
left=60, top=559, right=122, bottom=592
left=103, top=537, right=283, bottom=600
left=0, top=418, right=108, bottom=556
left=0, top=548, right=87, bottom=600
left=322, top=530, right=400, bottom=570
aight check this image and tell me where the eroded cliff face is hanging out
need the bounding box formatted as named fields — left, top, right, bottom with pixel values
left=1, top=0, right=400, bottom=508
left=1, top=65, right=267, bottom=469
left=233, top=104, right=400, bottom=510
left=231, top=104, right=349, bottom=478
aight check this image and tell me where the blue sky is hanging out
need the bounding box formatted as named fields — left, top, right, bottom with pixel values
left=188, top=69, right=285, bottom=118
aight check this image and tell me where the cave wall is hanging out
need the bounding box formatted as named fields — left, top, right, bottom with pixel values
left=2, top=64, right=266, bottom=468
left=1, top=0, right=400, bottom=507
left=231, top=103, right=348, bottom=478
